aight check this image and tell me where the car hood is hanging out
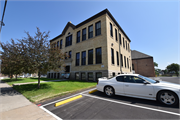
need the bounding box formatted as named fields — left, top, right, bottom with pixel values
left=155, top=81, right=180, bottom=89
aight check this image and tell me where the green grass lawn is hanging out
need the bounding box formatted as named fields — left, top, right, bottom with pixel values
left=1, top=77, right=59, bottom=86
left=13, top=80, right=96, bottom=103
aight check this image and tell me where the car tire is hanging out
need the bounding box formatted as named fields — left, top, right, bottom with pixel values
left=157, top=91, right=178, bottom=106
left=104, top=86, right=114, bottom=97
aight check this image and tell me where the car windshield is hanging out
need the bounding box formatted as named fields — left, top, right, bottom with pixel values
left=138, top=75, right=157, bottom=83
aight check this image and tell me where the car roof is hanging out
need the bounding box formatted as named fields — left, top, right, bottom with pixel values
left=116, top=74, right=139, bottom=77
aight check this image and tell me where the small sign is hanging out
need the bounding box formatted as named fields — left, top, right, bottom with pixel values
left=101, top=65, right=104, bottom=68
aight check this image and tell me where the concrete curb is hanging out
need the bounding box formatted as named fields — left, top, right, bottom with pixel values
left=54, top=95, right=82, bottom=107
left=89, top=89, right=98, bottom=94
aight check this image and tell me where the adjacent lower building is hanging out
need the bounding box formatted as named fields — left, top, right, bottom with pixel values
left=48, top=9, right=132, bottom=81
left=131, top=50, right=155, bottom=77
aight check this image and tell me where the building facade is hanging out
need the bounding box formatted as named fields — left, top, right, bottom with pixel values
left=131, top=50, right=155, bottom=77
left=49, top=9, right=132, bottom=81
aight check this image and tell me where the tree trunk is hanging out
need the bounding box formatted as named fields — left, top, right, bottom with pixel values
left=15, top=74, right=17, bottom=80
left=37, top=71, right=41, bottom=89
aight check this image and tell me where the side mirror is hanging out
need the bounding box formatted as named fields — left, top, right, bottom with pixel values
left=143, top=81, right=150, bottom=84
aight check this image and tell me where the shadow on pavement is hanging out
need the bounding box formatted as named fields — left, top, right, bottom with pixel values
left=90, top=91, right=179, bottom=109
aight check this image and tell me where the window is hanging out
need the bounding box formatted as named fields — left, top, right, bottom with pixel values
left=112, top=72, right=115, bottom=77
left=127, top=58, right=129, bottom=68
left=132, top=64, right=134, bottom=70
left=60, top=39, right=62, bottom=49
left=76, top=52, right=80, bottom=66
left=81, top=72, right=86, bottom=81
left=57, top=41, right=59, bottom=48
left=110, top=23, right=113, bottom=37
left=82, top=28, right=86, bottom=41
left=77, top=31, right=80, bottom=43
left=123, top=38, right=125, bottom=48
left=65, top=35, right=72, bottom=47
left=88, top=72, right=93, bottom=81
left=65, top=52, right=68, bottom=59
left=124, top=56, right=126, bottom=68
left=69, top=51, right=71, bottom=58
left=116, top=76, right=124, bottom=82
left=88, top=25, right=93, bottom=39
left=128, top=43, right=130, bottom=51
left=124, top=76, right=145, bottom=83
left=121, top=54, right=123, bottom=67
left=111, top=48, right=114, bottom=64
left=96, top=72, right=102, bottom=81
left=88, top=49, right=93, bottom=65
left=96, top=47, right=102, bottom=64
left=81, top=51, right=86, bottom=65
left=126, top=41, right=127, bottom=50
left=95, top=21, right=101, bottom=36
left=119, top=33, right=121, bottom=45
left=75, top=73, right=79, bottom=80
left=116, top=51, right=119, bottom=65
left=115, top=29, right=117, bottom=41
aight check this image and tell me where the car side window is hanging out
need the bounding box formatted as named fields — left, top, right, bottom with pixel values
left=124, top=76, right=135, bottom=83
left=132, top=76, right=145, bottom=83
left=116, top=76, right=124, bottom=82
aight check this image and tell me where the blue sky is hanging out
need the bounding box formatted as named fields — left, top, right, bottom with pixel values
left=0, top=0, right=179, bottom=70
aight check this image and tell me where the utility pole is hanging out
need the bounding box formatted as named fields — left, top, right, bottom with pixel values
left=0, top=0, right=7, bottom=33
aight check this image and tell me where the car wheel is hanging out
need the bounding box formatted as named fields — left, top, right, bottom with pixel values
left=157, top=91, right=178, bottom=106
left=104, top=86, right=114, bottom=97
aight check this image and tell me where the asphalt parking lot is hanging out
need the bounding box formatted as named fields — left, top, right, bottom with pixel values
left=39, top=77, right=180, bottom=120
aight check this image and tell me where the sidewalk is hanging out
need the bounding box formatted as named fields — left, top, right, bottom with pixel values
left=0, top=80, right=56, bottom=120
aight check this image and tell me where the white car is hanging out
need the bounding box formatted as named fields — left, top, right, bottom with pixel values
left=96, top=74, right=180, bottom=106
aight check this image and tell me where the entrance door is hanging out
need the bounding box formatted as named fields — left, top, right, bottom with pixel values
left=65, top=66, right=70, bottom=73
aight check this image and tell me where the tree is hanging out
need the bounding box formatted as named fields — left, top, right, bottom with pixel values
left=18, top=27, right=65, bottom=88
left=1, top=39, right=24, bottom=80
left=154, top=62, right=158, bottom=67
left=166, top=63, right=180, bottom=77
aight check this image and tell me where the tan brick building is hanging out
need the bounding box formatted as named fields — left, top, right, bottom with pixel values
left=131, top=50, right=155, bottom=77
left=48, top=9, right=132, bottom=81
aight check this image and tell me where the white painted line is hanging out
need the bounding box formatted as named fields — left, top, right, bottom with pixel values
left=42, top=88, right=96, bottom=107
left=82, top=93, right=180, bottom=116
left=39, top=106, right=62, bottom=120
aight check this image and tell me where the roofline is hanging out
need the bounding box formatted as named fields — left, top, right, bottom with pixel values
left=50, top=8, right=131, bottom=43
left=132, top=57, right=153, bottom=60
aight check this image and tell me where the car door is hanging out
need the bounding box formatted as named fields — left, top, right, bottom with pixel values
left=123, top=76, right=154, bottom=98
left=113, top=76, right=124, bottom=94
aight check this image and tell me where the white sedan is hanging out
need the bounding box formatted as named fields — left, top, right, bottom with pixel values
left=96, top=74, right=180, bottom=106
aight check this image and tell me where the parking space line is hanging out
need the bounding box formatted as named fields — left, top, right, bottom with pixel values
left=82, top=93, right=180, bottom=116
left=42, top=88, right=96, bottom=107
left=39, top=106, right=62, bottom=120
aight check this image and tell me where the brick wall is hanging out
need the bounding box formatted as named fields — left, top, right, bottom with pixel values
left=132, top=57, right=155, bottom=77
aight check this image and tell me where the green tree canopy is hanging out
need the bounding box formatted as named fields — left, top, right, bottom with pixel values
left=154, top=62, right=158, bottom=67
left=1, top=27, right=65, bottom=88
left=166, top=63, right=180, bottom=77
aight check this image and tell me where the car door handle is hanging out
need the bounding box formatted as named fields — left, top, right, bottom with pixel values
left=125, top=85, right=129, bottom=87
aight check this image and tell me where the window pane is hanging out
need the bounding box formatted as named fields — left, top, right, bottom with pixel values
left=88, top=49, right=93, bottom=64
left=82, top=28, right=86, bottom=41
left=96, top=48, right=102, bottom=64
left=96, top=21, right=101, bottom=36
left=121, top=54, right=123, bottom=67
left=116, top=51, right=119, bottom=65
left=96, top=72, right=102, bottom=81
left=81, top=73, right=86, bottom=80
left=119, top=33, right=121, bottom=45
left=69, top=51, right=71, bottom=58
left=110, top=23, right=113, bottom=37
left=88, top=72, right=93, bottom=81
left=76, top=53, right=80, bottom=66
left=124, top=56, right=126, bottom=68
left=81, top=51, right=86, bottom=65
left=124, top=76, right=135, bottom=83
left=111, top=48, right=114, bottom=64
left=116, top=76, right=124, bottom=82
left=75, top=73, right=79, bottom=80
